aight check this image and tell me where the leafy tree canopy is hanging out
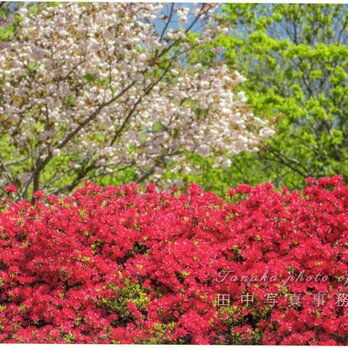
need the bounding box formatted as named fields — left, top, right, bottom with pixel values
left=179, top=4, right=348, bottom=193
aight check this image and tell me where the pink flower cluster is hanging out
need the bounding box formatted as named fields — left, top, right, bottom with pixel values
left=0, top=177, right=347, bottom=344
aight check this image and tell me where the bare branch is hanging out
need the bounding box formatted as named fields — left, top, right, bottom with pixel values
left=160, top=3, right=175, bottom=43
left=0, top=154, right=13, bottom=183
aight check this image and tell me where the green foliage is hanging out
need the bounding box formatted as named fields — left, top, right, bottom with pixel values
left=214, top=304, right=271, bottom=344
left=99, top=276, right=178, bottom=343
left=100, top=276, right=150, bottom=324
left=140, top=322, right=177, bottom=344
left=181, top=4, right=348, bottom=193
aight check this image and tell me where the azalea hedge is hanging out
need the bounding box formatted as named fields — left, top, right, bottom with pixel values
left=0, top=177, right=347, bottom=344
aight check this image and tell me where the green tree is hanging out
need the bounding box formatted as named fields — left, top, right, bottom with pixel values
left=221, top=4, right=348, bottom=188
left=179, top=4, right=348, bottom=193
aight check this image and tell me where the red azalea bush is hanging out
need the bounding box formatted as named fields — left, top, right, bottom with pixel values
left=0, top=177, right=347, bottom=344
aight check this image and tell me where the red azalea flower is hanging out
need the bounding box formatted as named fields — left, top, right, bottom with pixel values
left=146, top=183, right=156, bottom=193
left=33, top=190, right=45, bottom=199
left=5, top=184, right=17, bottom=194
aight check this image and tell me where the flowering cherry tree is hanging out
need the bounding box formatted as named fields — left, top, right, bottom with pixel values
left=0, top=3, right=274, bottom=198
